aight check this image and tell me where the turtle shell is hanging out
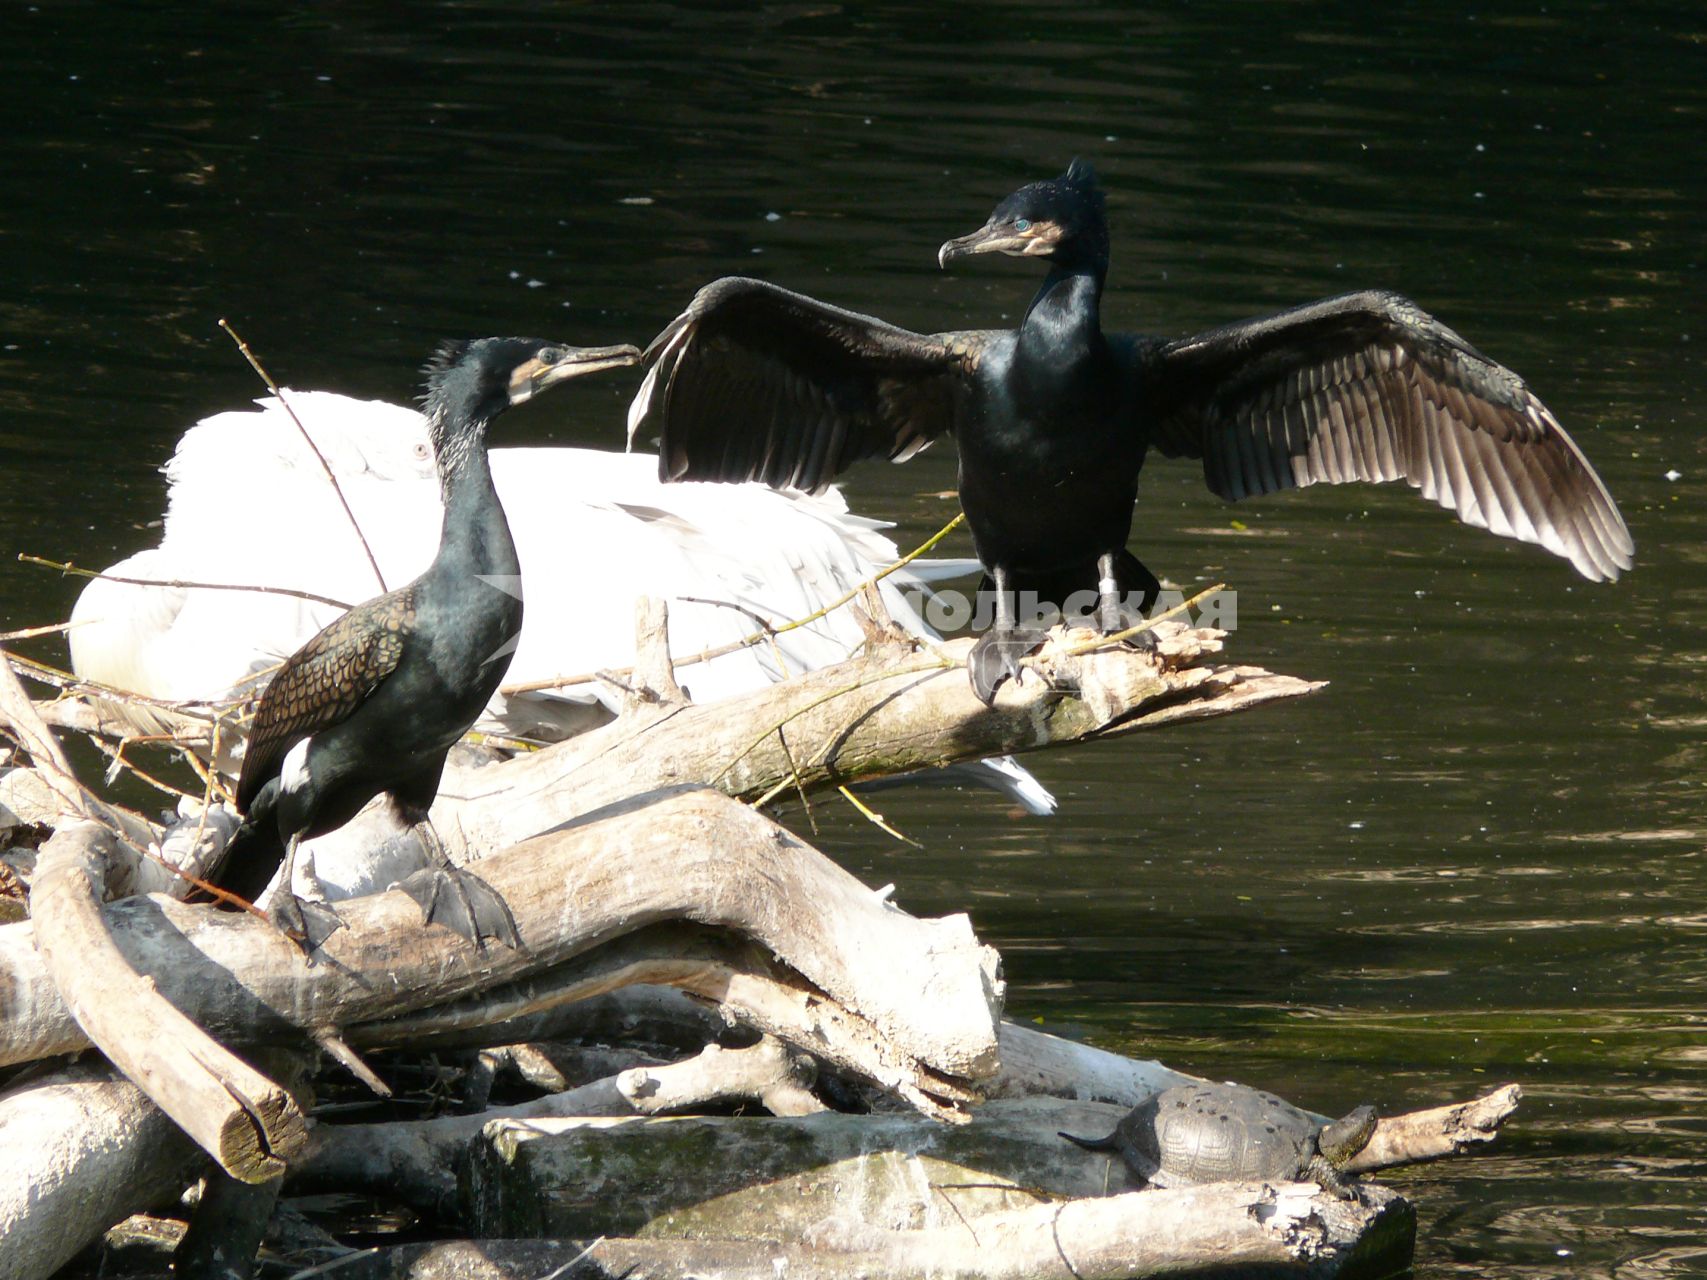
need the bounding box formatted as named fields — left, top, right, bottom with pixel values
left=1138, top=1084, right=1319, bottom=1183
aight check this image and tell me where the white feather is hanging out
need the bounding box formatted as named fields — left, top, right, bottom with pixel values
left=280, top=738, right=312, bottom=796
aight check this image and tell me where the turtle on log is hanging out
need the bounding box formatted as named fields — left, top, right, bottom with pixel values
left=1059, top=1083, right=1378, bottom=1199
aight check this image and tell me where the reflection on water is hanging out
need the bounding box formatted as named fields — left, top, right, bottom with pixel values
left=4, top=1, right=1705, bottom=1274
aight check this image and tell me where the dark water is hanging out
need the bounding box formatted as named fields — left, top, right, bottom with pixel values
left=5, top=3, right=1705, bottom=1274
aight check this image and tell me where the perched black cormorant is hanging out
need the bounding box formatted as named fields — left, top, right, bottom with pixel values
left=628, top=160, right=1633, bottom=703
left=209, top=336, right=640, bottom=950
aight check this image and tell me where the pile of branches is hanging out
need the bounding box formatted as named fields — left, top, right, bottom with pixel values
left=0, top=606, right=1515, bottom=1280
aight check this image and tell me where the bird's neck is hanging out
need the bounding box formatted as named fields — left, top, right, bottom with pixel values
left=429, top=416, right=519, bottom=581
left=1016, top=262, right=1108, bottom=392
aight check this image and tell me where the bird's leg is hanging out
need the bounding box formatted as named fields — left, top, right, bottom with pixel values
left=398, top=820, right=522, bottom=952
left=268, top=835, right=346, bottom=958
left=1096, top=551, right=1157, bottom=651
left=967, top=565, right=1049, bottom=706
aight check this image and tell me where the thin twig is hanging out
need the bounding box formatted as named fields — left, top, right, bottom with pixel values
left=687, top=598, right=822, bottom=823
left=501, top=511, right=968, bottom=696
left=7, top=649, right=231, bottom=722
left=837, top=784, right=923, bottom=848
left=750, top=773, right=795, bottom=810
left=1040, top=583, right=1226, bottom=660
left=0, top=619, right=93, bottom=643
left=219, top=318, right=388, bottom=594
left=769, top=510, right=966, bottom=640
left=720, top=659, right=951, bottom=788
left=20, top=554, right=352, bottom=611
left=311, top=1030, right=392, bottom=1098
left=279, top=1246, right=383, bottom=1279
left=0, top=646, right=96, bottom=822
left=143, top=843, right=270, bottom=918
left=674, top=595, right=778, bottom=638
left=775, top=726, right=817, bottom=835
left=181, top=730, right=238, bottom=807
left=89, top=736, right=195, bottom=802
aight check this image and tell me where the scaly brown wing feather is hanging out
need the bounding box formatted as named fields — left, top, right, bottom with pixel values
left=1142, top=290, right=1633, bottom=581
left=627, top=276, right=988, bottom=493
left=236, top=584, right=416, bottom=811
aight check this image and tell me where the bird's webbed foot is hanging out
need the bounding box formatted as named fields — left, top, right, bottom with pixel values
left=968, top=625, right=1049, bottom=706
left=269, top=893, right=346, bottom=960
left=399, top=865, right=522, bottom=951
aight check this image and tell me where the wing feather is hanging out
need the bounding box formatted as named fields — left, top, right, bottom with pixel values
left=629, top=277, right=982, bottom=493
left=1144, top=291, right=1633, bottom=581
left=236, top=585, right=415, bottom=811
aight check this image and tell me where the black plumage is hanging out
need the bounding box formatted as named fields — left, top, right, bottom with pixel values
left=210, top=336, right=640, bottom=951
left=628, top=160, right=1633, bottom=703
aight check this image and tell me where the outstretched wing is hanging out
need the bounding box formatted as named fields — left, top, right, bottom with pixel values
left=236, top=585, right=416, bottom=811
left=1142, top=290, right=1633, bottom=581
left=628, top=276, right=987, bottom=493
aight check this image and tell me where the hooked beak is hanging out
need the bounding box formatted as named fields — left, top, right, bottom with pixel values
left=509, top=342, right=641, bottom=402
left=938, top=219, right=1061, bottom=269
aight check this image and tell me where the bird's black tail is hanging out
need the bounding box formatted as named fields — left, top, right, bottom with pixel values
left=201, top=804, right=287, bottom=904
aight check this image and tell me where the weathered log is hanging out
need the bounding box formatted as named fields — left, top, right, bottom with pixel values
left=381, top=985, right=1197, bottom=1110
left=311, top=1207, right=1410, bottom=1280
left=1342, top=1083, right=1523, bottom=1173
left=991, top=1020, right=1199, bottom=1103
left=469, top=1041, right=669, bottom=1105
left=0, top=791, right=1002, bottom=1123
left=300, top=978, right=1519, bottom=1223
left=174, top=1049, right=310, bottom=1279
left=0, top=1062, right=202, bottom=1280
left=993, top=1023, right=1522, bottom=1172
left=350, top=924, right=986, bottom=1120
left=451, top=1102, right=1414, bottom=1278
left=457, top=623, right=1317, bottom=846
left=296, top=1036, right=823, bottom=1216
left=457, top=1098, right=1413, bottom=1241
left=29, top=821, right=308, bottom=1181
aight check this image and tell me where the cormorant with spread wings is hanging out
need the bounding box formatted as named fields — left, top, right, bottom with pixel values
left=628, top=161, right=1632, bottom=703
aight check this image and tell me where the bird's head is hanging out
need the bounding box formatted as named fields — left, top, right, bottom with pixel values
left=421, top=336, right=641, bottom=426
left=938, top=159, right=1108, bottom=271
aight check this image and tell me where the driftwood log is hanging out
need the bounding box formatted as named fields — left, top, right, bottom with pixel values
left=302, top=1193, right=1410, bottom=1280
left=30, top=822, right=308, bottom=1182
left=0, top=1063, right=201, bottom=1280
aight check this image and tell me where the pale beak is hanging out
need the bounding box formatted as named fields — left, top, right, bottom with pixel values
left=939, top=219, right=1059, bottom=268
left=510, top=342, right=641, bottom=401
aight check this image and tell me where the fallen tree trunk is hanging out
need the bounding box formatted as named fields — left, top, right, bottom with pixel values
left=314, top=1196, right=1411, bottom=1280
left=1343, top=1083, right=1523, bottom=1174
left=452, top=623, right=1319, bottom=848
left=30, top=821, right=308, bottom=1181
left=295, top=1036, right=823, bottom=1217
left=0, top=1062, right=203, bottom=1280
